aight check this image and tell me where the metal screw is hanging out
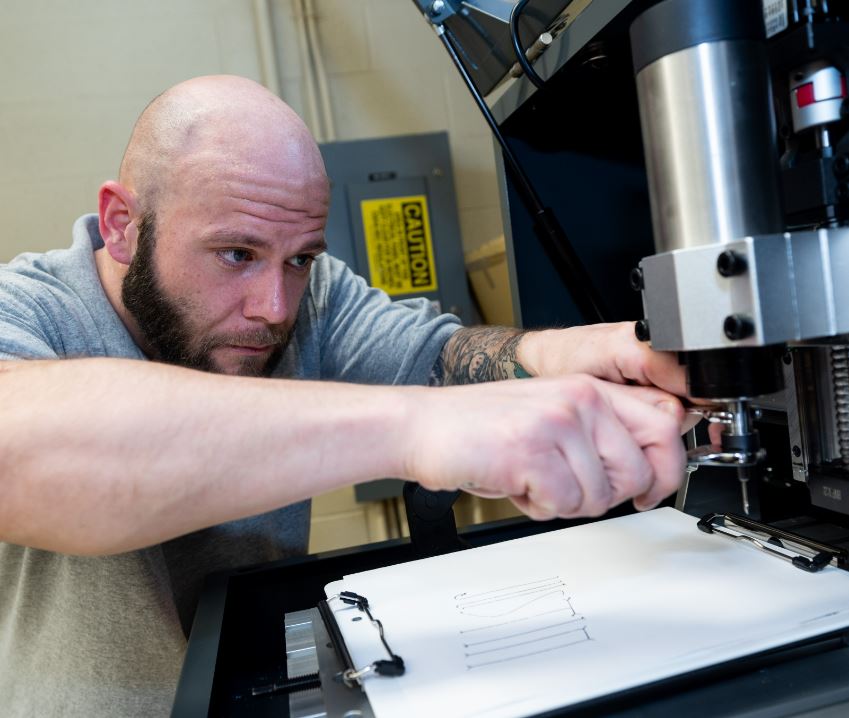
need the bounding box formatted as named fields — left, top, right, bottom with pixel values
left=792, top=445, right=802, bottom=457
left=629, top=267, right=644, bottom=291
left=429, top=0, right=445, bottom=15
left=716, top=250, right=747, bottom=277
left=724, top=314, right=754, bottom=340
left=783, top=351, right=793, bottom=365
left=635, top=319, right=650, bottom=342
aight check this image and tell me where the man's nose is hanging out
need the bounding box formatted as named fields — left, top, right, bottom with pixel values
left=243, top=269, right=288, bottom=325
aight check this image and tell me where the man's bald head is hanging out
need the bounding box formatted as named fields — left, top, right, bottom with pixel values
left=119, top=75, right=327, bottom=214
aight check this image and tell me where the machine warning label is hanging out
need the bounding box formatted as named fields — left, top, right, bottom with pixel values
left=360, top=195, right=438, bottom=295
left=762, top=0, right=788, bottom=38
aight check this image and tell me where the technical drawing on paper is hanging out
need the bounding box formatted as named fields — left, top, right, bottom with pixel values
left=455, top=576, right=590, bottom=669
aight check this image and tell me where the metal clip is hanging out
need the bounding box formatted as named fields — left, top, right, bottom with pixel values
left=697, top=513, right=846, bottom=572
left=342, top=663, right=375, bottom=687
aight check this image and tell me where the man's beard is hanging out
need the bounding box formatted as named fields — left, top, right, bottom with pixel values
left=121, top=213, right=291, bottom=376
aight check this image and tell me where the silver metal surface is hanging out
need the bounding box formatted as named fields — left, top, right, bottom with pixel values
left=285, top=610, right=320, bottom=679
left=686, top=406, right=733, bottom=424
left=832, top=346, right=849, bottom=466
left=676, top=459, right=699, bottom=512
left=784, top=353, right=810, bottom=483
left=686, top=445, right=766, bottom=468
left=462, top=0, right=513, bottom=23
left=729, top=399, right=750, bottom=435
left=635, top=40, right=783, bottom=254
left=640, top=228, right=849, bottom=351
left=685, top=398, right=765, bottom=468
left=790, top=61, right=846, bottom=132
left=289, top=688, right=326, bottom=718
left=508, top=32, right=553, bottom=78
left=283, top=608, right=376, bottom=718
left=739, top=471, right=751, bottom=516
left=707, top=521, right=838, bottom=568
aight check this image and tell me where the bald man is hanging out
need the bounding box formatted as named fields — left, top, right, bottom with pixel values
left=0, top=76, right=688, bottom=716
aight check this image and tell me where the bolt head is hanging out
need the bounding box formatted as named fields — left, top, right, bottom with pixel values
left=629, top=267, right=644, bottom=291
left=717, top=250, right=747, bottom=277
left=634, top=319, right=650, bottom=342
left=723, top=314, right=754, bottom=340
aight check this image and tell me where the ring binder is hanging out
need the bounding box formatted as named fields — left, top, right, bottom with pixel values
left=320, top=591, right=406, bottom=688
left=697, top=512, right=847, bottom=572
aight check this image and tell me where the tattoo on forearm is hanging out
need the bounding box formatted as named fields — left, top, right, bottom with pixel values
left=430, top=327, right=531, bottom=386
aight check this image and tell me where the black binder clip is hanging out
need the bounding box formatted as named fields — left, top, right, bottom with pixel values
left=698, top=512, right=846, bottom=572
left=320, top=590, right=406, bottom=688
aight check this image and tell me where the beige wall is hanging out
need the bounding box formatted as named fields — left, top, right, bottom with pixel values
left=0, top=0, right=503, bottom=262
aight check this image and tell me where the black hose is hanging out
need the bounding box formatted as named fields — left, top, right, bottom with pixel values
left=510, top=0, right=546, bottom=88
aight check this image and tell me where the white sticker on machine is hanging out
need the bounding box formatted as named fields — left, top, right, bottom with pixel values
left=763, top=0, right=789, bottom=38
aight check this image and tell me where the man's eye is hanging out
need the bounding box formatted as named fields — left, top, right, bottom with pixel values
left=288, top=255, right=314, bottom=269
left=218, top=249, right=253, bottom=265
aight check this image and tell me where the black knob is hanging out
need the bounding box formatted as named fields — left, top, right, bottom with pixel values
left=717, top=250, right=747, bottom=277
left=629, top=267, right=644, bottom=291
left=724, top=314, right=754, bottom=341
left=635, top=319, right=651, bottom=342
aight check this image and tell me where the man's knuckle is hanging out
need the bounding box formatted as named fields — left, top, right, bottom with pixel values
left=563, top=376, right=602, bottom=411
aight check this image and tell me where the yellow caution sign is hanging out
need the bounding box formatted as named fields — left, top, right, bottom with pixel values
left=360, top=195, right=438, bottom=295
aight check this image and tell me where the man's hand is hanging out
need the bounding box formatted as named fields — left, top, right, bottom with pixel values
left=404, top=375, right=686, bottom=518
left=435, top=322, right=686, bottom=396
left=517, top=322, right=686, bottom=396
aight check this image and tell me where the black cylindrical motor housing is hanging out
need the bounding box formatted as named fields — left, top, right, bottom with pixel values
left=685, top=347, right=785, bottom=400
left=631, top=0, right=766, bottom=74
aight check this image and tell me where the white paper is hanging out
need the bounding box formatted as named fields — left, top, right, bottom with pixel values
left=325, top=508, right=849, bottom=718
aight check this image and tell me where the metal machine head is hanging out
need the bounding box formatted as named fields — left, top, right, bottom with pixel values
left=631, top=0, right=849, bottom=515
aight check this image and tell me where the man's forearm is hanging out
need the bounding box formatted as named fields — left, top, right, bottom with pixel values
left=433, top=326, right=532, bottom=385
left=0, top=359, right=413, bottom=556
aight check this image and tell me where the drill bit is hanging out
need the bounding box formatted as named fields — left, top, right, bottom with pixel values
left=737, top=467, right=750, bottom=515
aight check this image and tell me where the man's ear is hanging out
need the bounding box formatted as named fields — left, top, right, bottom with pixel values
left=98, top=181, right=140, bottom=266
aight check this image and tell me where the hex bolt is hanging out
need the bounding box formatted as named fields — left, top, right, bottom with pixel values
left=716, top=250, right=747, bottom=277
left=629, top=267, right=644, bottom=291
left=429, top=0, right=445, bottom=15
left=723, top=314, right=754, bottom=340
left=634, top=319, right=650, bottom=342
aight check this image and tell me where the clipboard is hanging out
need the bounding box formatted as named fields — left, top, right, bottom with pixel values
left=321, top=507, right=849, bottom=718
